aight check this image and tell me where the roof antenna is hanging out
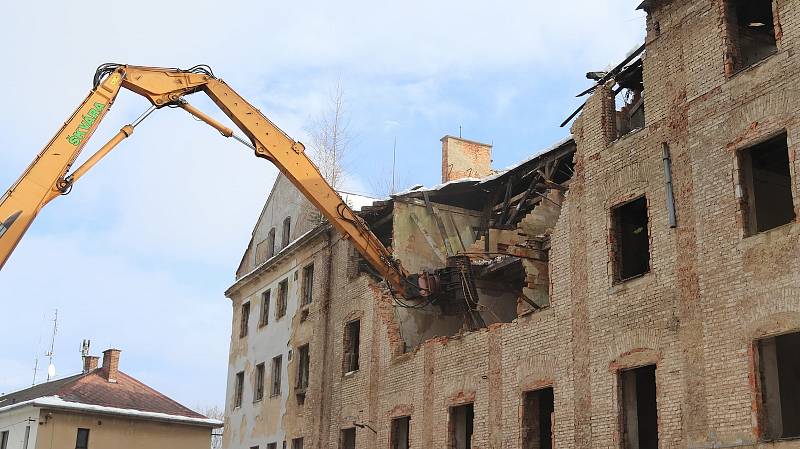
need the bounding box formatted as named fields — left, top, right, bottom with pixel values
left=391, top=137, right=397, bottom=195
left=45, top=309, right=58, bottom=381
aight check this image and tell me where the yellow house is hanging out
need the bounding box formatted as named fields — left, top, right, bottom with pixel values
left=0, top=349, right=221, bottom=449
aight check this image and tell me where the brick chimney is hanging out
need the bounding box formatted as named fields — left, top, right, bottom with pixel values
left=82, top=355, right=99, bottom=374
left=441, top=135, right=493, bottom=183
left=101, top=349, right=121, bottom=382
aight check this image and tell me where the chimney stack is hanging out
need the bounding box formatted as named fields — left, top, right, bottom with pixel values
left=101, top=349, right=121, bottom=382
left=82, top=355, right=99, bottom=373
left=441, top=135, right=493, bottom=183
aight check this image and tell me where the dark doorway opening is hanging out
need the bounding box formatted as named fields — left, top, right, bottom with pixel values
left=620, top=365, right=658, bottom=449
left=450, top=403, right=474, bottom=449
left=522, top=388, right=554, bottom=449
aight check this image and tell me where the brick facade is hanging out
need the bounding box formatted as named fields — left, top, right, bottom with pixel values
left=224, top=1, right=800, bottom=447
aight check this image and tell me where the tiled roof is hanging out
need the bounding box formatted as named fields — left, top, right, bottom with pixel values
left=0, top=369, right=204, bottom=420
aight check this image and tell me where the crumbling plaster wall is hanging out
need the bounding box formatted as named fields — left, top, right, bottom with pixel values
left=391, top=199, right=483, bottom=347
left=224, top=230, right=330, bottom=449
left=237, top=174, right=317, bottom=277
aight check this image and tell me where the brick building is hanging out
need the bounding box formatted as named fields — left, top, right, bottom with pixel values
left=222, top=0, right=800, bottom=448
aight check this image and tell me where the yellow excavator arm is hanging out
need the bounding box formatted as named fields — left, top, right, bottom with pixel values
left=0, top=65, right=423, bottom=297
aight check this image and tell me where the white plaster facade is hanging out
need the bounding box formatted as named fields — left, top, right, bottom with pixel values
left=223, top=174, right=332, bottom=449
left=0, top=405, right=38, bottom=449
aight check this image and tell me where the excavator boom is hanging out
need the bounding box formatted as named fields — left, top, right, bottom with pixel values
left=0, top=65, right=418, bottom=297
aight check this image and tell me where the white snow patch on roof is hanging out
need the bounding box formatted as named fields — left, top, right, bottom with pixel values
left=393, top=177, right=481, bottom=197
left=338, top=191, right=381, bottom=211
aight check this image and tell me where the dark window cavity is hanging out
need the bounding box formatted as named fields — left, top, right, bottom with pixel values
left=276, top=280, right=288, bottom=319
left=291, top=438, right=304, bottom=449
left=757, top=332, right=800, bottom=440
left=620, top=365, right=659, bottom=449
left=234, top=371, right=244, bottom=408
left=268, top=228, right=276, bottom=258
left=449, top=403, right=474, bottom=449
left=391, top=416, right=411, bottom=449
left=260, top=290, right=271, bottom=327
left=254, top=362, right=265, bottom=402
left=340, top=428, right=356, bottom=449
left=611, top=196, right=650, bottom=282
left=301, top=264, right=314, bottom=306
left=271, top=355, right=283, bottom=397
left=522, top=388, right=554, bottom=449
left=296, top=344, right=310, bottom=394
left=739, top=134, right=795, bottom=235
left=727, top=0, right=778, bottom=70
left=240, top=301, right=250, bottom=338
left=75, top=428, right=90, bottom=449
left=282, top=217, right=292, bottom=248
left=343, top=320, right=361, bottom=374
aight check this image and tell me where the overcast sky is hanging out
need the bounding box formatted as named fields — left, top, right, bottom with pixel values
left=0, top=1, right=645, bottom=410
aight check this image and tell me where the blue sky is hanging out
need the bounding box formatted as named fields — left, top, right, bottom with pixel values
left=0, top=1, right=645, bottom=410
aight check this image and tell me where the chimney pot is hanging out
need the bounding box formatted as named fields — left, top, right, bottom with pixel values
left=82, top=355, right=99, bottom=374
left=101, top=349, right=121, bottom=382
left=440, top=135, right=493, bottom=183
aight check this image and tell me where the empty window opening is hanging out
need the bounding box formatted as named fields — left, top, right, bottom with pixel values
left=302, top=264, right=314, bottom=305
left=727, top=0, right=778, bottom=70
left=292, top=438, right=304, bottom=449
left=450, top=403, right=474, bottom=449
left=739, top=134, right=795, bottom=234
left=268, top=228, right=276, bottom=258
left=343, top=320, right=361, bottom=374
left=271, top=355, right=283, bottom=396
left=251, top=446, right=259, bottom=449
left=757, top=332, right=800, bottom=440
left=620, top=365, right=659, bottom=449
left=234, top=371, right=244, bottom=408
left=340, top=428, right=356, bottom=449
left=254, top=362, right=265, bottom=402
left=282, top=217, right=292, bottom=248
left=267, top=443, right=277, bottom=449
left=522, top=388, right=554, bottom=449
left=391, top=416, right=411, bottom=449
left=614, top=61, right=644, bottom=138
left=276, top=280, right=288, bottom=319
left=260, top=290, right=271, bottom=327
left=240, top=301, right=251, bottom=338
left=296, top=344, right=310, bottom=395
left=611, top=196, right=650, bottom=282
left=75, top=428, right=89, bottom=449
left=0, top=431, right=7, bottom=449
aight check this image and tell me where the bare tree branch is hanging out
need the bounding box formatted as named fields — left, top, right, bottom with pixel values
left=307, top=84, right=352, bottom=190
left=196, top=404, right=224, bottom=449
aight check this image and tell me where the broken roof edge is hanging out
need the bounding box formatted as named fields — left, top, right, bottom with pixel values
left=391, top=135, right=575, bottom=198
left=0, top=396, right=222, bottom=427
left=479, top=136, right=575, bottom=184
